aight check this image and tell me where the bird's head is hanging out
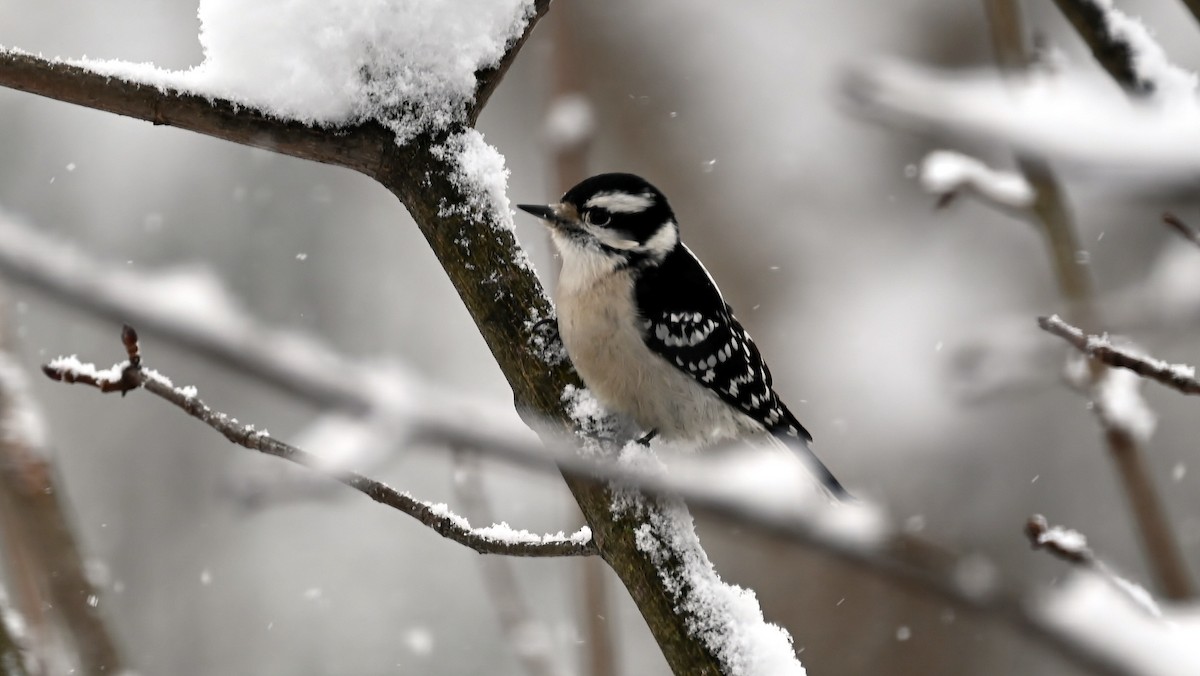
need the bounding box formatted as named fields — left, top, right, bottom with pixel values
left=519, top=173, right=679, bottom=265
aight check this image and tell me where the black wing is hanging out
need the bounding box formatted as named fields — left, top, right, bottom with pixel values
left=636, top=246, right=850, bottom=498
left=635, top=245, right=812, bottom=443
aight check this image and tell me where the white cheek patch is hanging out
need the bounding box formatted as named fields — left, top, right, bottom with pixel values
left=588, top=225, right=640, bottom=250
left=584, top=191, right=656, bottom=214
left=642, top=220, right=678, bottom=256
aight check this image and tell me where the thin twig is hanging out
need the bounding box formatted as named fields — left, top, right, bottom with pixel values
left=1025, top=514, right=1162, bottom=616
left=1026, top=514, right=1095, bottom=566
left=1162, top=212, right=1200, bottom=249
left=42, top=328, right=595, bottom=559
left=1039, top=315, right=1200, bottom=395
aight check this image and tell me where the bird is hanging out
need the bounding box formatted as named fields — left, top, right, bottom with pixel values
left=518, top=172, right=848, bottom=499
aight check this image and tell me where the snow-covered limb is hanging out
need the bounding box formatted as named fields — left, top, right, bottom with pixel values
left=1027, top=514, right=1094, bottom=565
left=1039, top=314, right=1200, bottom=396
left=614, top=485, right=805, bottom=676
left=843, top=60, right=1200, bottom=176
left=43, top=331, right=595, bottom=560
left=1052, top=0, right=1196, bottom=99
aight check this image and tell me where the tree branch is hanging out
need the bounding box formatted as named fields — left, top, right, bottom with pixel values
left=1049, top=0, right=1151, bottom=93
left=1039, top=314, right=1200, bottom=395
left=42, top=328, right=595, bottom=559
left=983, top=0, right=1195, bottom=602
left=1162, top=211, right=1200, bottom=250
left=1026, top=514, right=1096, bottom=566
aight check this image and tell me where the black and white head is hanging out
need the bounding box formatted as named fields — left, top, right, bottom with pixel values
left=518, top=173, right=680, bottom=268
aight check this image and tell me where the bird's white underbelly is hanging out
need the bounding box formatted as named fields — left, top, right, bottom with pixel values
left=556, top=266, right=762, bottom=444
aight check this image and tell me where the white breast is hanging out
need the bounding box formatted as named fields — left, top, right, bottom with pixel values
left=553, top=236, right=764, bottom=443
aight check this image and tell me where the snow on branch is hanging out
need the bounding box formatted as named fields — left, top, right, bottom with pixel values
left=1026, top=514, right=1094, bottom=566
left=1026, top=514, right=1161, bottom=617
left=843, top=60, right=1200, bottom=175
left=43, top=326, right=595, bottom=559
left=1039, top=314, right=1200, bottom=396
left=919, top=149, right=1034, bottom=209
left=1051, top=0, right=1196, bottom=99
left=0, top=1, right=550, bottom=177
left=2, top=0, right=543, bottom=142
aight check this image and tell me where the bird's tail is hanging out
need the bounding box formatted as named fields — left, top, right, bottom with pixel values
left=769, top=427, right=853, bottom=502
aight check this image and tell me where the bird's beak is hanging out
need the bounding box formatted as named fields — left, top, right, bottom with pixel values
left=517, top=202, right=578, bottom=229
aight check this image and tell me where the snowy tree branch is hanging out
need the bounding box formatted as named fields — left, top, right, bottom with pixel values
left=1050, top=0, right=1152, bottom=93
left=1026, top=514, right=1097, bottom=566
left=1039, top=314, right=1200, bottom=396
left=1025, top=514, right=1164, bottom=618
left=42, top=327, right=596, bottom=559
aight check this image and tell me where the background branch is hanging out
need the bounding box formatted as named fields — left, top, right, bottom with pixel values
left=983, top=0, right=1194, bottom=602
left=42, top=336, right=595, bottom=560
left=1039, top=314, right=1200, bottom=396
left=0, top=325, right=123, bottom=675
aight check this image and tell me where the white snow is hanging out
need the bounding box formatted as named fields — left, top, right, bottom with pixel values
left=435, top=130, right=511, bottom=222
left=43, top=0, right=537, bottom=142
left=1086, top=0, right=1197, bottom=104
left=919, top=150, right=1034, bottom=207
left=561, top=384, right=622, bottom=454
left=849, top=61, right=1200, bottom=176
left=612, top=478, right=806, bottom=676
left=1037, top=525, right=1088, bottom=556
left=1037, top=573, right=1200, bottom=675
left=431, top=129, right=540, bottom=277
left=422, top=499, right=592, bottom=547
left=45, top=355, right=127, bottom=386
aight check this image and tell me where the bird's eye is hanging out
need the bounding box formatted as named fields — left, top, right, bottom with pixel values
left=584, top=209, right=611, bottom=226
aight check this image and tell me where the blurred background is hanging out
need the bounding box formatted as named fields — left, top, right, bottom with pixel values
left=1, top=0, right=1199, bottom=674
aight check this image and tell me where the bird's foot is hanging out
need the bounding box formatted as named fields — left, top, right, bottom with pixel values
left=635, top=429, right=659, bottom=447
